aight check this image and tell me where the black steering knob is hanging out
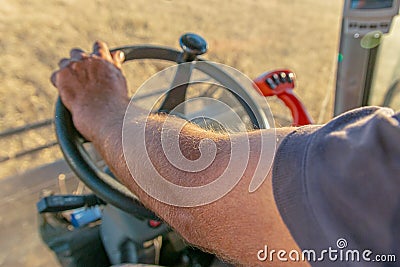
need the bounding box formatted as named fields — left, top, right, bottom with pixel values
left=179, top=33, right=208, bottom=62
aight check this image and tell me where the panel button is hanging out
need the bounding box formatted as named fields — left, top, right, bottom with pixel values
left=279, top=72, right=287, bottom=83
left=265, top=78, right=277, bottom=89
left=287, top=73, right=295, bottom=83
left=272, top=73, right=281, bottom=85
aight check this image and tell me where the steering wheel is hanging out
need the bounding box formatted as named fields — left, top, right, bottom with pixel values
left=55, top=33, right=272, bottom=218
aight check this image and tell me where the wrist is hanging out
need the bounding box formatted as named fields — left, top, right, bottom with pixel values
left=72, top=97, right=129, bottom=142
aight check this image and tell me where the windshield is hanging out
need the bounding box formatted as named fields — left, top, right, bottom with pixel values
left=3, top=1, right=400, bottom=266
left=370, top=15, right=400, bottom=110
left=0, top=0, right=343, bottom=179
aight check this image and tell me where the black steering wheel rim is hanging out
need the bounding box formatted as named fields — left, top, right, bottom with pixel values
left=55, top=44, right=270, bottom=218
left=55, top=97, right=159, bottom=219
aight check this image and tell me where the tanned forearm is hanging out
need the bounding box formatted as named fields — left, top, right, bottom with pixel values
left=90, top=103, right=307, bottom=266
left=52, top=42, right=307, bottom=266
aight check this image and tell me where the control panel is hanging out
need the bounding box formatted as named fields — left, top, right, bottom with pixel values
left=335, top=0, right=400, bottom=115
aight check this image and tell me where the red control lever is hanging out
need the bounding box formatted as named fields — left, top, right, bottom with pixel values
left=253, top=69, right=313, bottom=126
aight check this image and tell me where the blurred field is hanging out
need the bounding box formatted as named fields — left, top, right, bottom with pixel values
left=0, top=0, right=345, bottom=178
left=4, top=1, right=400, bottom=266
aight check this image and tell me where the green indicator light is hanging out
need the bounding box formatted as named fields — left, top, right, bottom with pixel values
left=338, top=53, right=343, bottom=62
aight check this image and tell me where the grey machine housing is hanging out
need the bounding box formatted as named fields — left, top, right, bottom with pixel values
left=335, top=0, right=399, bottom=115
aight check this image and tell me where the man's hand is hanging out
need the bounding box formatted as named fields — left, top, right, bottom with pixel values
left=51, top=41, right=128, bottom=141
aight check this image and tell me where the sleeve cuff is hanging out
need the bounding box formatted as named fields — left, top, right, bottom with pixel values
left=272, top=125, right=332, bottom=251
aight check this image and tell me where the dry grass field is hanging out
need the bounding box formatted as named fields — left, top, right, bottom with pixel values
left=2, top=1, right=400, bottom=266
left=0, top=0, right=346, bottom=178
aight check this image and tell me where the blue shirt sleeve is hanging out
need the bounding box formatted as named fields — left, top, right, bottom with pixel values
left=273, top=107, right=400, bottom=266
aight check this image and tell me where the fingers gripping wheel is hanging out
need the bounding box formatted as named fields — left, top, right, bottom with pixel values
left=254, top=69, right=313, bottom=126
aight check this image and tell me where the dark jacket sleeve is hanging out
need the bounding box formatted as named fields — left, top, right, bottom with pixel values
left=273, top=106, right=400, bottom=266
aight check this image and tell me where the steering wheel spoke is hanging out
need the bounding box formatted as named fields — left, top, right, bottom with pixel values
left=158, top=62, right=195, bottom=113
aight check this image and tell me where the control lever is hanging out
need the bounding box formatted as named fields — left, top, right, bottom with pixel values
left=253, top=69, right=313, bottom=126
left=37, top=194, right=105, bottom=213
